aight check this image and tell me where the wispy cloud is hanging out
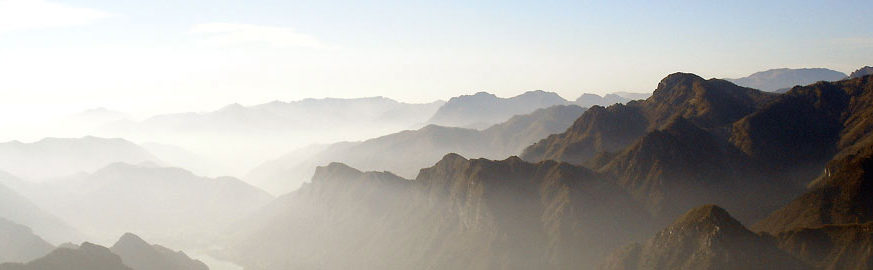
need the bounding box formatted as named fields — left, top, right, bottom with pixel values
left=190, top=23, right=327, bottom=49
left=0, top=0, right=114, bottom=33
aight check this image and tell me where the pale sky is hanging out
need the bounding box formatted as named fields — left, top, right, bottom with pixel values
left=1, top=0, right=871, bottom=121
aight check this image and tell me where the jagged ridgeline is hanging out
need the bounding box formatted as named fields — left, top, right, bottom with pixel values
left=224, top=73, right=873, bottom=269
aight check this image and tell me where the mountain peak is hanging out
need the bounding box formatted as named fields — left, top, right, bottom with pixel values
left=671, top=204, right=740, bottom=228
left=848, top=66, right=873, bottom=79
left=112, top=233, right=150, bottom=251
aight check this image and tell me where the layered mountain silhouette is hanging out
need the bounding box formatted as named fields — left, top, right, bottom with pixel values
left=97, top=97, right=445, bottom=176
left=0, top=218, right=54, bottom=264
left=110, top=233, right=208, bottom=270
left=726, top=68, right=848, bottom=92
left=227, top=154, right=652, bottom=269
left=0, top=174, right=81, bottom=244
left=0, top=137, right=160, bottom=180
left=426, top=90, right=569, bottom=128
left=247, top=105, right=586, bottom=194
left=0, top=242, right=130, bottom=270
left=11, top=163, right=273, bottom=245
left=574, top=93, right=631, bottom=108
left=601, top=205, right=807, bottom=270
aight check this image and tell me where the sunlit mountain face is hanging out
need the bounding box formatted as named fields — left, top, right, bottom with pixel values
left=1, top=1, right=872, bottom=269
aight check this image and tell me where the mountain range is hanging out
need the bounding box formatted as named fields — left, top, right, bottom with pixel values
left=0, top=233, right=207, bottom=270
left=219, top=71, right=873, bottom=269
left=8, top=162, right=273, bottom=245
left=0, top=137, right=160, bottom=180
left=246, top=104, right=587, bottom=194
left=726, top=68, right=848, bottom=92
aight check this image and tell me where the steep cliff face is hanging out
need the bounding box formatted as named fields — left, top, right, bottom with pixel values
left=228, top=154, right=652, bottom=270
left=601, top=205, right=808, bottom=270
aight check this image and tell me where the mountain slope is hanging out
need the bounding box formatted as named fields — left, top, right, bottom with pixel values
left=0, top=218, right=54, bottom=264
left=110, top=233, right=208, bottom=270
left=16, top=163, right=273, bottom=245
left=726, top=68, right=847, bottom=92
left=774, top=222, right=873, bottom=270
left=228, top=155, right=652, bottom=269
left=0, top=137, right=160, bottom=180
left=522, top=72, right=773, bottom=164
left=0, top=176, right=81, bottom=245
left=247, top=105, right=585, bottom=194
left=427, top=90, right=569, bottom=129
left=847, top=66, right=873, bottom=79
left=574, top=93, right=631, bottom=108
left=601, top=205, right=808, bottom=270
left=0, top=243, right=131, bottom=270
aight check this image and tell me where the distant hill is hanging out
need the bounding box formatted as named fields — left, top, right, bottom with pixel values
left=427, top=90, right=569, bottom=129
left=0, top=174, right=82, bottom=245
left=0, top=137, right=160, bottom=180
left=0, top=242, right=130, bottom=270
left=12, top=163, right=273, bottom=245
left=0, top=218, right=54, bottom=264
left=574, top=93, right=631, bottom=108
left=725, top=68, right=847, bottom=92
left=601, top=205, right=807, bottom=270
left=246, top=105, right=586, bottom=194
left=226, top=155, right=652, bottom=269
left=110, top=233, right=208, bottom=270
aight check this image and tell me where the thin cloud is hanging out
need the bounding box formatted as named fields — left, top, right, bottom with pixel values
left=0, top=0, right=114, bottom=33
left=190, top=23, right=327, bottom=49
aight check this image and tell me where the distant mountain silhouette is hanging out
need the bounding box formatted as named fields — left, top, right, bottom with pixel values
left=0, top=218, right=54, bottom=264
left=0, top=242, right=130, bottom=270
left=12, top=163, right=273, bottom=245
left=613, top=91, right=652, bottom=100
left=601, top=205, right=808, bottom=270
left=0, top=137, right=160, bottom=180
left=110, top=233, right=208, bottom=270
left=574, top=93, right=631, bottom=108
left=726, top=68, right=847, bottom=92
left=848, top=66, right=873, bottom=79
left=427, top=90, right=569, bottom=129
left=97, top=97, right=445, bottom=176
left=247, top=105, right=586, bottom=194
left=226, top=154, right=652, bottom=269
left=0, top=174, right=82, bottom=244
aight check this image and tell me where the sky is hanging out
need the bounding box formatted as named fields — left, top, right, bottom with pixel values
left=0, top=0, right=871, bottom=121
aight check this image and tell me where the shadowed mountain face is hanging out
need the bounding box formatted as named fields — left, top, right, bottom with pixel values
left=227, top=154, right=652, bottom=270
left=0, top=137, right=160, bottom=180
left=427, top=90, right=570, bottom=129
left=246, top=105, right=586, bottom=194
left=0, top=242, right=131, bottom=270
left=0, top=218, right=54, bottom=264
left=110, top=233, right=208, bottom=270
left=773, top=222, right=873, bottom=270
left=12, top=163, right=273, bottom=245
left=848, top=66, right=873, bottom=79
left=753, top=136, right=873, bottom=234
left=601, top=205, right=808, bottom=270
left=726, top=68, right=848, bottom=92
